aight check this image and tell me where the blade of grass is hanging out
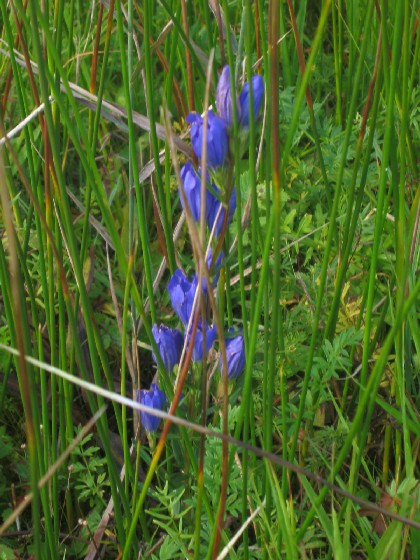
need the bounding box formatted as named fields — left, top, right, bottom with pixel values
left=0, top=147, right=44, bottom=556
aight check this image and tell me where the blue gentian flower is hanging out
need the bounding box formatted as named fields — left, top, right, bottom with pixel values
left=186, top=110, right=228, bottom=168
left=220, top=334, right=246, bottom=379
left=152, top=324, right=184, bottom=372
left=167, top=269, right=198, bottom=325
left=239, top=75, right=265, bottom=126
left=187, top=323, right=217, bottom=362
left=179, top=163, right=202, bottom=221
left=206, top=186, right=237, bottom=237
left=216, top=65, right=240, bottom=127
left=137, top=384, right=166, bottom=432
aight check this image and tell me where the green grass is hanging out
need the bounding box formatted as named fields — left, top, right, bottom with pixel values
left=0, top=0, right=419, bottom=558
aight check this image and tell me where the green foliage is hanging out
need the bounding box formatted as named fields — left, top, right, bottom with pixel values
left=311, top=327, right=363, bottom=392
left=70, top=432, right=110, bottom=510
left=0, top=0, right=419, bottom=558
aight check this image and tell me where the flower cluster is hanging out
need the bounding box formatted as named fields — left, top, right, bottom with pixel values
left=216, top=66, right=264, bottom=129
left=187, top=65, right=265, bottom=169
left=179, top=65, right=263, bottom=237
left=138, top=65, right=263, bottom=432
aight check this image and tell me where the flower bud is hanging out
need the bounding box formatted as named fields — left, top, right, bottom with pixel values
left=220, top=334, right=246, bottom=379
left=179, top=163, right=202, bottom=221
left=167, top=269, right=198, bottom=325
left=216, top=66, right=241, bottom=127
left=186, top=110, right=228, bottom=168
left=239, top=75, right=265, bottom=126
left=187, top=323, right=217, bottom=362
left=152, top=324, right=184, bottom=372
left=137, top=384, right=166, bottom=432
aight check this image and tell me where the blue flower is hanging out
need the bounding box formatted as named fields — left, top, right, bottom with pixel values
left=179, top=163, right=202, bottom=222
left=167, top=269, right=198, bottom=325
left=187, top=323, right=217, bottom=362
left=206, top=186, right=237, bottom=237
left=220, top=334, right=246, bottom=379
left=137, top=384, right=166, bottom=432
left=152, top=324, right=184, bottom=372
left=239, top=75, right=265, bottom=126
left=216, top=65, right=240, bottom=127
left=186, top=110, right=228, bottom=168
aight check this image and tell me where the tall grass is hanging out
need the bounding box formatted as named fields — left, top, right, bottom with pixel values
left=0, top=0, right=419, bottom=558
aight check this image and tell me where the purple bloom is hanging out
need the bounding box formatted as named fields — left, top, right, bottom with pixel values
left=239, top=75, right=265, bottom=126
left=216, top=66, right=240, bottom=127
left=152, top=324, right=184, bottom=372
left=167, top=269, right=198, bottom=325
left=220, top=334, right=246, bottom=379
left=179, top=163, right=202, bottom=222
left=181, top=165, right=236, bottom=236
left=186, top=110, right=228, bottom=168
left=137, top=384, right=166, bottom=432
left=187, top=323, right=217, bottom=362
left=206, top=186, right=237, bottom=237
